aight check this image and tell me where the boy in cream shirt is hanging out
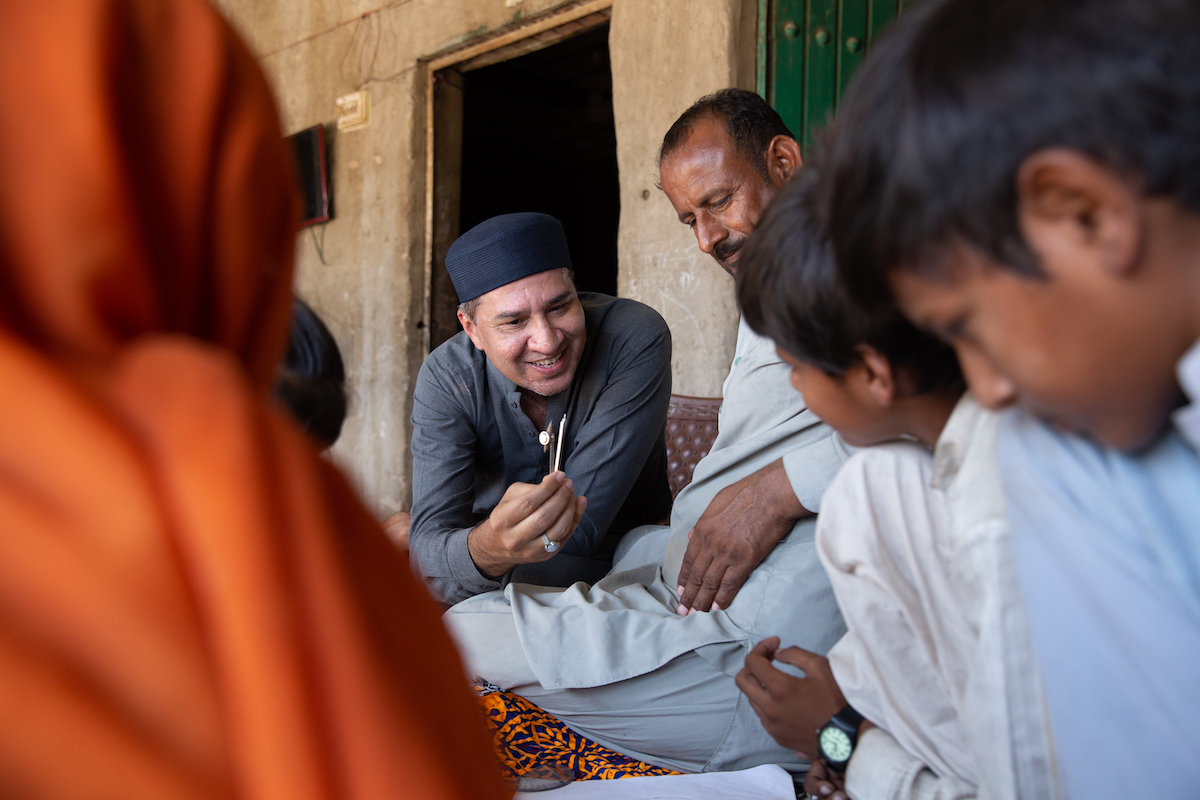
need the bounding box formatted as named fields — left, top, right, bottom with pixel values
left=734, top=171, right=1058, bottom=799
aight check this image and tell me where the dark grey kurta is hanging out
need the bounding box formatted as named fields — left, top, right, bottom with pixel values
left=409, top=293, right=673, bottom=605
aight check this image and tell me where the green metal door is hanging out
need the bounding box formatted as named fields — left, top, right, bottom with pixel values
left=761, top=0, right=908, bottom=147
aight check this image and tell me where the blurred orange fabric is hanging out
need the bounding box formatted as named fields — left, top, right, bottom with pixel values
left=0, top=1, right=507, bottom=798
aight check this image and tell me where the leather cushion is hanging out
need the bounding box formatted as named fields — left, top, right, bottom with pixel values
left=665, top=395, right=721, bottom=499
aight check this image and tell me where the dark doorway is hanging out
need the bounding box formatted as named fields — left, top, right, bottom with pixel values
left=428, top=21, right=619, bottom=351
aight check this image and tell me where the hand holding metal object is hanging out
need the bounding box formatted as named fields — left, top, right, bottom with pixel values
left=469, top=472, right=580, bottom=574
left=552, top=413, right=566, bottom=473
left=542, top=414, right=569, bottom=553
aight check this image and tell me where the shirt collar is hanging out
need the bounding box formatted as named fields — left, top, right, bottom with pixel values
left=1171, top=337, right=1200, bottom=450
left=931, top=392, right=981, bottom=491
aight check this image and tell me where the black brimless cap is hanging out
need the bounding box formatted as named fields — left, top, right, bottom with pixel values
left=446, top=212, right=573, bottom=303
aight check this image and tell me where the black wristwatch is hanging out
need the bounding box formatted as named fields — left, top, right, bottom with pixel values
left=817, top=704, right=864, bottom=772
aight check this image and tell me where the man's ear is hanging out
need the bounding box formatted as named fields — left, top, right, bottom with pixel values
left=457, top=309, right=485, bottom=351
left=1015, top=148, right=1144, bottom=277
left=764, top=135, right=803, bottom=188
left=856, top=344, right=897, bottom=407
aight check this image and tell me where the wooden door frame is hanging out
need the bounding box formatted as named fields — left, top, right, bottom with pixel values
left=419, top=0, right=615, bottom=356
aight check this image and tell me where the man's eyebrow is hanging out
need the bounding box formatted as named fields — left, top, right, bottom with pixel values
left=492, top=292, right=574, bottom=322
left=677, top=187, right=734, bottom=223
left=700, top=186, right=732, bottom=207
left=491, top=306, right=529, bottom=322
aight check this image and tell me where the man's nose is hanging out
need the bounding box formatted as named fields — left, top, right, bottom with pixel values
left=528, top=315, right=561, bottom=352
left=694, top=215, right=725, bottom=255
left=960, top=347, right=1017, bottom=410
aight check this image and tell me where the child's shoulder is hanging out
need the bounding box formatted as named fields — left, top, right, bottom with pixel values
left=828, top=439, right=935, bottom=504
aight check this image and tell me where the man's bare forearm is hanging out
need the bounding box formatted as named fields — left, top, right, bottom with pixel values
left=757, top=457, right=810, bottom=524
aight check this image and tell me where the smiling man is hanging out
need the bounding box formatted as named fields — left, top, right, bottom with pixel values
left=408, top=212, right=672, bottom=605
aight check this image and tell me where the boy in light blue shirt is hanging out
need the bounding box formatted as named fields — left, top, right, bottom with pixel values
left=997, top=416, right=1200, bottom=799
left=816, top=0, right=1200, bottom=795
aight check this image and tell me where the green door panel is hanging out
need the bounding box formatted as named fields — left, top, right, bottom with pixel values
left=769, top=0, right=806, bottom=143
left=802, top=0, right=839, bottom=146
left=868, top=0, right=898, bottom=43
left=837, top=0, right=868, bottom=105
left=764, top=0, right=905, bottom=147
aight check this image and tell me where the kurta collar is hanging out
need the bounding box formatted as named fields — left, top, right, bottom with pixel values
left=930, top=392, right=980, bottom=491
left=485, top=356, right=570, bottom=426
left=1172, top=337, right=1200, bottom=451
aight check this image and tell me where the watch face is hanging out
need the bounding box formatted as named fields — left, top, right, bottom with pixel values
left=820, top=726, right=853, bottom=763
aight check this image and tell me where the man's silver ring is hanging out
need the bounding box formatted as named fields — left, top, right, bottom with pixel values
left=541, top=534, right=560, bottom=553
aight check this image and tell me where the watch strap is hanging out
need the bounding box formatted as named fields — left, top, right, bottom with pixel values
left=833, top=704, right=863, bottom=732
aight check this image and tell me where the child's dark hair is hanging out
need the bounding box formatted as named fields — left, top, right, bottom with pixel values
left=819, top=0, right=1200, bottom=308
left=274, top=298, right=347, bottom=448
left=738, top=168, right=962, bottom=395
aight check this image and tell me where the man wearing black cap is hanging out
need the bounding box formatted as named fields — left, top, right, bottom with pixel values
left=407, top=212, right=673, bottom=606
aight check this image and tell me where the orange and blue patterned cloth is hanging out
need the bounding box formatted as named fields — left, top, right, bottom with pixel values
left=474, top=681, right=681, bottom=782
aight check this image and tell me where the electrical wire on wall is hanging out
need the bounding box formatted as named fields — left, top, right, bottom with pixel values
left=299, top=2, right=417, bottom=267
left=340, top=7, right=416, bottom=90
left=309, top=224, right=329, bottom=266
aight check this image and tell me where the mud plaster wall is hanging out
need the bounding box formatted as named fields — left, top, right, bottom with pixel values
left=214, top=0, right=753, bottom=517
left=612, top=0, right=756, bottom=400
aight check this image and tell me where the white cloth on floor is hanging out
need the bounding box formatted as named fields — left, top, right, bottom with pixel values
left=818, top=395, right=1058, bottom=800
left=512, top=764, right=796, bottom=799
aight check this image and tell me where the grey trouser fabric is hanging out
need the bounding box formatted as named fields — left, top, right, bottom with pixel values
left=445, top=588, right=803, bottom=774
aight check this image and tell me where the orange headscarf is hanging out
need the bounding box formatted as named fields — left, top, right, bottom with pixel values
left=0, top=1, right=506, bottom=798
